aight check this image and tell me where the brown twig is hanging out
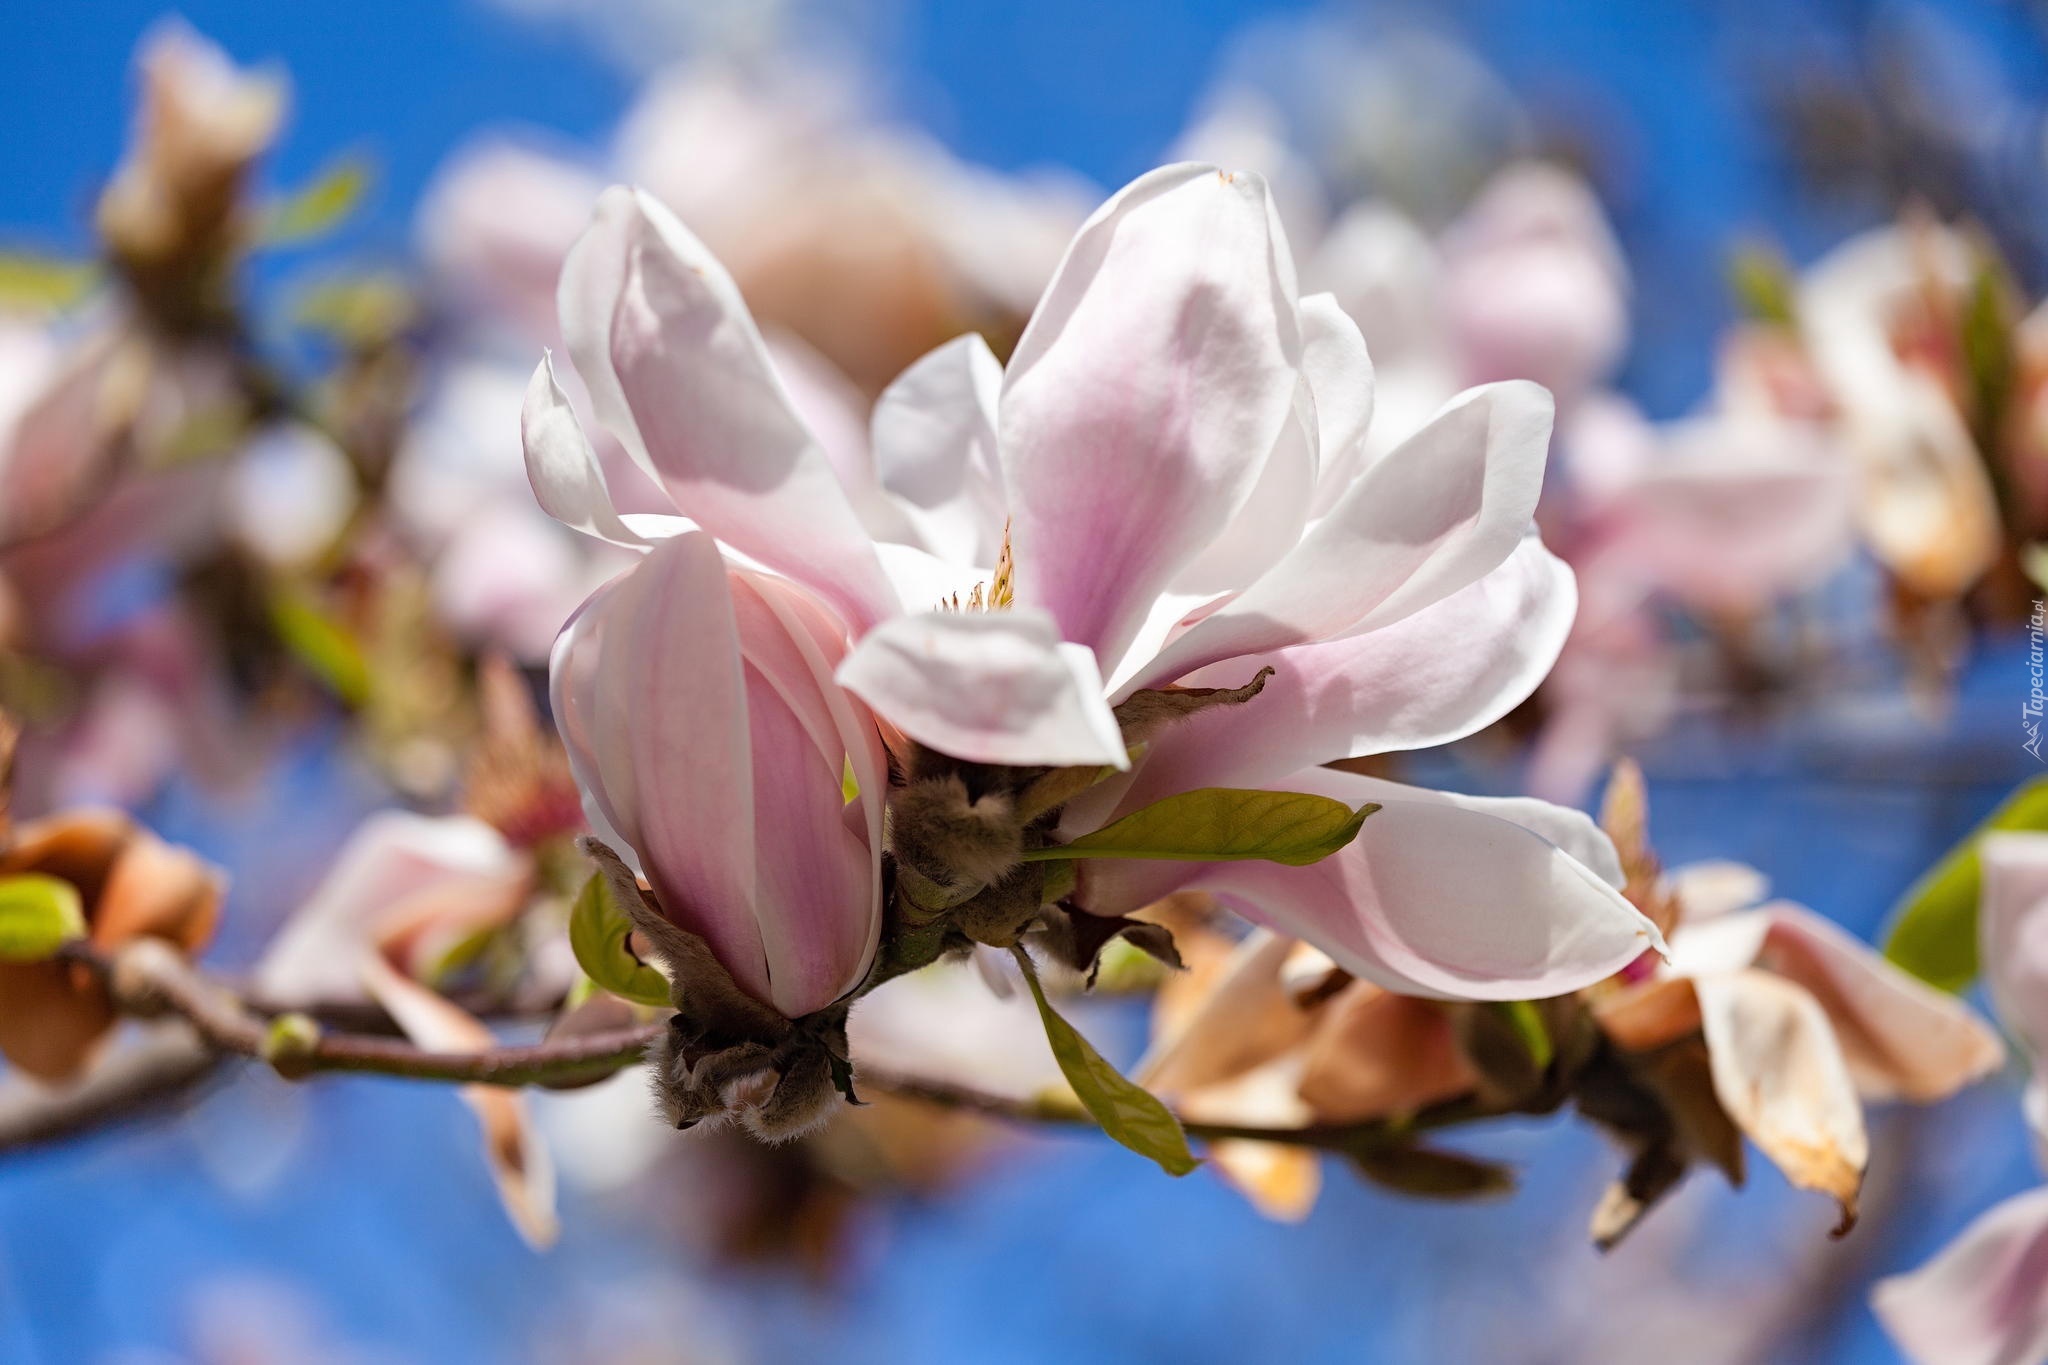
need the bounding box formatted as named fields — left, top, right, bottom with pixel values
left=66, top=938, right=658, bottom=1089
left=26, top=939, right=1503, bottom=1158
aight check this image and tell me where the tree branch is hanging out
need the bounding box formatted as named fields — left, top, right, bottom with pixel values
left=33, top=939, right=1501, bottom=1157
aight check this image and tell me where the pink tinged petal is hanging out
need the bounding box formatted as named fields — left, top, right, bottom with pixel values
left=521, top=355, right=651, bottom=548
left=1168, top=380, right=1319, bottom=597
left=1980, top=833, right=2048, bottom=1068
left=1000, top=163, right=1304, bottom=678
left=1749, top=900, right=2003, bottom=1103
left=730, top=570, right=888, bottom=1010
left=557, top=186, right=656, bottom=480
left=835, top=608, right=1128, bottom=769
left=870, top=332, right=1009, bottom=567
left=1299, top=293, right=1376, bottom=516
left=1593, top=414, right=1857, bottom=615
left=605, top=190, right=894, bottom=629
left=1133, top=380, right=1553, bottom=694
left=1665, top=909, right=1773, bottom=978
left=1874, top=1186, right=2048, bottom=1365
left=1119, top=536, right=1574, bottom=799
left=0, top=332, right=121, bottom=544
left=431, top=500, right=592, bottom=664
left=1082, top=774, right=1652, bottom=1001
left=1694, top=969, right=1867, bottom=1220
left=554, top=531, right=771, bottom=1003
left=359, top=953, right=558, bottom=1249
left=740, top=662, right=880, bottom=1016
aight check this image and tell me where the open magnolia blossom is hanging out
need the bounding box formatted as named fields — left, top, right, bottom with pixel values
left=1874, top=832, right=2048, bottom=1365
left=526, top=160, right=1664, bottom=1139
left=1591, top=836, right=2001, bottom=1238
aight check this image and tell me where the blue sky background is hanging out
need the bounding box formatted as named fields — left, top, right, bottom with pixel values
left=7, top=0, right=2045, bottom=415
left=1, top=3, right=2045, bottom=1361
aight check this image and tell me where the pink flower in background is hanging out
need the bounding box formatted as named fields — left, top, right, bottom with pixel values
left=527, top=163, right=1660, bottom=1005
left=618, top=64, right=1089, bottom=395
left=1874, top=833, right=2048, bottom=1365
left=1302, top=160, right=1630, bottom=464
left=255, top=810, right=555, bottom=1247
left=1526, top=396, right=1858, bottom=803
left=1437, top=163, right=1630, bottom=404
left=1797, top=222, right=2004, bottom=602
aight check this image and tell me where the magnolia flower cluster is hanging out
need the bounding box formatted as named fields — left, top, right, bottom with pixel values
left=525, top=161, right=1667, bottom=1137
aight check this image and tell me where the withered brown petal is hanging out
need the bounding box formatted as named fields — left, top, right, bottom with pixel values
left=1695, top=969, right=1867, bottom=1234
left=0, top=959, right=115, bottom=1083
left=1111, top=666, right=1274, bottom=748
left=1592, top=975, right=1704, bottom=1054
left=1299, top=984, right=1476, bottom=1124
left=91, top=830, right=225, bottom=953
left=1034, top=902, right=1183, bottom=986
left=0, top=808, right=136, bottom=906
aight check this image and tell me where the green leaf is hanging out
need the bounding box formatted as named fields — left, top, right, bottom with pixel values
left=568, top=873, right=672, bottom=1008
left=262, top=156, right=372, bottom=244
left=0, top=874, right=86, bottom=961
left=1884, top=777, right=2048, bottom=991
left=293, top=273, right=417, bottom=345
left=1021, top=788, right=1376, bottom=867
left=0, top=251, right=97, bottom=314
left=1491, top=999, right=1553, bottom=1070
left=1728, top=244, right=1797, bottom=328
left=1012, top=946, right=1198, bottom=1176
left=266, top=583, right=370, bottom=707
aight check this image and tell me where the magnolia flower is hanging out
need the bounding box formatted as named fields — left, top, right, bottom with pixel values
left=1593, top=858, right=2002, bottom=1230
left=1304, top=160, right=1630, bottom=460
left=416, top=138, right=608, bottom=340
left=1435, top=163, right=1630, bottom=405
left=1797, top=221, right=2004, bottom=602
left=528, top=163, right=1660, bottom=1017
left=1873, top=832, right=2048, bottom=1365
left=551, top=529, right=889, bottom=1023
left=253, top=810, right=555, bottom=1247
left=1527, top=396, right=1858, bottom=803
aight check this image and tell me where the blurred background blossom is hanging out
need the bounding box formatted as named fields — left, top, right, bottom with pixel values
left=0, top=2, right=2043, bottom=1362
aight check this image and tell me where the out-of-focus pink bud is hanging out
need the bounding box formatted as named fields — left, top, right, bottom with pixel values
left=1439, top=163, right=1629, bottom=405
left=416, top=139, right=605, bottom=339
